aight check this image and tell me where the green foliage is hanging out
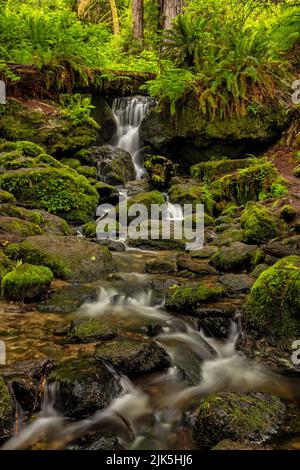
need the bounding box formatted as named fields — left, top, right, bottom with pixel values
left=60, top=94, right=99, bottom=128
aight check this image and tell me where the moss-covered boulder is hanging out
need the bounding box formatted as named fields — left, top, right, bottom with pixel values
left=5, top=235, right=116, bottom=282
left=245, top=256, right=300, bottom=338
left=0, top=167, right=99, bottom=224
left=94, top=337, right=170, bottom=377
left=212, top=160, right=286, bottom=204
left=0, top=190, right=15, bottom=204
left=1, top=263, right=53, bottom=302
left=144, top=155, right=176, bottom=188
left=191, top=158, right=255, bottom=182
left=82, top=221, right=97, bottom=238
left=0, top=375, right=13, bottom=438
left=0, top=216, right=42, bottom=239
left=168, top=182, right=215, bottom=215
left=0, top=99, right=98, bottom=155
left=61, top=319, right=117, bottom=343
left=279, top=204, right=297, bottom=222
left=219, top=273, right=254, bottom=296
left=165, top=283, right=224, bottom=313
left=209, top=241, right=264, bottom=272
left=48, top=358, right=121, bottom=418
left=93, top=182, right=120, bottom=205
left=140, top=103, right=288, bottom=169
left=87, top=145, right=136, bottom=185
left=193, top=392, right=285, bottom=446
left=241, top=203, right=283, bottom=244
left=176, top=255, right=218, bottom=275
left=145, top=256, right=176, bottom=274
left=0, top=249, right=14, bottom=284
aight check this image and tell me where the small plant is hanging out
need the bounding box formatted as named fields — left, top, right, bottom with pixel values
left=61, top=94, right=99, bottom=128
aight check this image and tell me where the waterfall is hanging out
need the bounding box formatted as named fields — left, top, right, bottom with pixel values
left=163, top=193, right=184, bottom=221
left=112, top=96, right=151, bottom=179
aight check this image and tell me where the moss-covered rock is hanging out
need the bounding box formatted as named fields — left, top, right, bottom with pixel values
left=1, top=263, right=53, bottom=302
left=48, top=358, right=121, bottom=418
left=0, top=140, right=46, bottom=158
left=76, top=165, right=97, bottom=178
left=5, top=235, right=116, bottom=281
left=245, top=256, right=300, bottom=338
left=176, top=255, right=218, bottom=275
left=165, top=283, right=224, bottom=312
left=191, top=158, right=255, bottom=182
left=0, top=99, right=98, bottom=155
left=140, top=104, right=288, bottom=169
left=0, top=190, right=16, bottom=204
left=93, top=182, right=120, bottom=205
left=241, top=203, right=283, bottom=243
left=209, top=241, right=264, bottom=272
left=0, top=375, right=13, bottom=438
left=279, top=204, right=297, bottom=222
left=193, top=392, right=285, bottom=446
left=219, top=273, right=254, bottom=296
left=0, top=216, right=42, bottom=238
left=62, top=319, right=117, bottom=343
left=82, top=221, right=97, bottom=238
left=212, top=160, right=286, bottom=204
left=144, top=155, right=177, bottom=188
left=145, top=256, right=176, bottom=274
left=293, top=164, right=300, bottom=177
left=0, top=249, right=14, bottom=285
left=0, top=167, right=99, bottom=223
left=168, top=182, right=215, bottom=215
left=94, top=337, right=170, bottom=377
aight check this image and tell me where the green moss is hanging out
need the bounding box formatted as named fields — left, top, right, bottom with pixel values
left=222, top=204, right=240, bottom=218
left=0, top=217, right=42, bottom=237
left=0, top=190, right=16, bottom=204
left=212, top=160, right=286, bottom=204
left=0, top=140, right=45, bottom=157
left=0, top=203, right=23, bottom=219
left=76, top=165, right=97, bottom=178
left=144, top=155, right=177, bottom=188
left=0, top=375, right=13, bottom=437
left=293, top=164, right=300, bottom=177
left=209, top=241, right=264, bottom=272
left=82, top=221, right=97, bottom=238
left=241, top=202, right=283, bottom=243
left=1, top=263, right=54, bottom=302
left=246, top=256, right=300, bottom=338
left=0, top=167, right=99, bottom=222
left=0, top=249, right=14, bottom=284
left=191, top=158, right=255, bottom=182
left=61, top=158, right=81, bottom=169
left=65, top=319, right=117, bottom=343
left=168, top=182, right=215, bottom=215
left=193, top=392, right=285, bottom=446
left=279, top=204, right=297, bottom=222
left=165, top=283, right=224, bottom=311
left=5, top=241, right=70, bottom=278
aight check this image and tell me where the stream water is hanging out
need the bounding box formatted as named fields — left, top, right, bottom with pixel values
left=1, top=97, right=300, bottom=451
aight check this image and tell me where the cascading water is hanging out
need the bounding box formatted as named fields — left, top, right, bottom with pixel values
left=112, top=96, right=151, bottom=178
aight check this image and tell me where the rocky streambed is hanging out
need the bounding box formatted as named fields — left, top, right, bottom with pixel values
left=0, top=95, right=300, bottom=450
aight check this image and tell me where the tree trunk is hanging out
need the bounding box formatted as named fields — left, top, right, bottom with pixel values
left=109, top=0, right=120, bottom=35
left=160, top=0, right=185, bottom=30
left=132, top=0, right=144, bottom=40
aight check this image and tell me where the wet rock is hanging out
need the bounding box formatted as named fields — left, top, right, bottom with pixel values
left=191, top=158, right=255, bottom=182
left=5, top=235, right=117, bottom=281
left=219, top=273, right=254, bottom=296
left=211, top=227, right=245, bottom=247
left=38, top=211, right=72, bottom=236
left=0, top=374, right=14, bottom=438
left=193, top=392, right=285, bottom=446
left=245, top=256, right=300, bottom=339
left=190, top=246, right=218, bottom=259
left=48, top=358, right=121, bottom=419
left=262, top=239, right=300, bottom=258
left=72, top=435, right=124, bottom=450
left=1, top=263, right=53, bottom=302
left=168, top=181, right=215, bottom=215
left=250, top=263, right=270, bottom=278
left=61, top=319, right=117, bottom=344
left=94, top=337, right=170, bottom=377
left=176, top=255, right=218, bottom=275
left=144, top=155, right=176, bottom=188
left=212, top=439, right=272, bottom=450
left=145, top=257, right=176, bottom=274
left=1, top=359, right=54, bottom=414
left=88, top=145, right=136, bottom=185
left=165, top=283, right=224, bottom=313
left=38, top=284, right=98, bottom=314
left=209, top=241, right=264, bottom=273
